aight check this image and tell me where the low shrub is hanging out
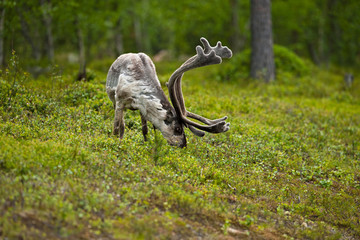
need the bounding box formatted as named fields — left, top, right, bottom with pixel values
left=219, top=45, right=311, bottom=81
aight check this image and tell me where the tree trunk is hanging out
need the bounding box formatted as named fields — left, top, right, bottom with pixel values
left=307, top=42, right=320, bottom=65
left=141, top=0, right=151, bottom=53
left=318, top=6, right=326, bottom=65
left=134, top=17, right=142, bottom=51
left=76, top=19, right=86, bottom=81
left=250, top=0, right=275, bottom=82
left=230, top=0, right=241, bottom=53
left=18, top=10, right=41, bottom=61
left=114, top=18, right=124, bottom=56
left=327, top=0, right=340, bottom=64
left=0, top=8, right=5, bottom=67
left=40, top=0, right=54, bottom=63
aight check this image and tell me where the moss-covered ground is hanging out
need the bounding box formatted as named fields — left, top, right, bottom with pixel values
left=1, top=53, right=359, bottom=239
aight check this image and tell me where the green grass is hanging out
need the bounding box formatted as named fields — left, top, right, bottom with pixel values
left=0, top=55, right=359, bottom=239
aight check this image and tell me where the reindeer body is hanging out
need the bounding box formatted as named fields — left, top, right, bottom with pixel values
left=106, top=53, right=166, bottom=120
left=106, top=53, right=186, bottom=147
left=106, top=38, right=232, bottom=148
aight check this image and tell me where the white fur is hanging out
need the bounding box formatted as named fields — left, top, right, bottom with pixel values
left=115, top=73, right=168, bottom=126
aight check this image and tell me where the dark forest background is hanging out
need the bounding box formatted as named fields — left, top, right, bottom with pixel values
left=1, top=0, right=359, bottom=73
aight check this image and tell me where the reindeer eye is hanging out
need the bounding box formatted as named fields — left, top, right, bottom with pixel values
left=164, top=119, right=172, bottom=125
left=175, top=127, right=182, bottom=134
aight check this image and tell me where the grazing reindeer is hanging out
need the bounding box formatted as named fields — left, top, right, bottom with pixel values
left=106, top=37, right=232, bottom=148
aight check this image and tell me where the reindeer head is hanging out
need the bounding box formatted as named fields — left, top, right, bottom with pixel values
left=158, top=109, right=187, bottom=148
left=163, top=37, right=232, bottom=147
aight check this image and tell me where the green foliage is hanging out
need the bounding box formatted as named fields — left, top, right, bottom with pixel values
left=272, top=0, right=360, bottom=65
left=274, top=45, right=310, bottom=76
left=3, top=0, right=359, bottom=70
left=0, top=52, right=57, bottom=124
left=219, top=45, right=310, bottom=81
left=0, top=55, right=359, bottom=239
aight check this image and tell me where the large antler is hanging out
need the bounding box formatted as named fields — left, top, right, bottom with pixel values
left=168, top=37, right=232, bottom=137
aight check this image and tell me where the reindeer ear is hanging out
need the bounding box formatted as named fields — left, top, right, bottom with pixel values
left=188, top=125, right=205, bottom=137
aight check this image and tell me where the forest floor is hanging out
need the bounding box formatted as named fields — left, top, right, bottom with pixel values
left=0, top=56, right=359, bottom=239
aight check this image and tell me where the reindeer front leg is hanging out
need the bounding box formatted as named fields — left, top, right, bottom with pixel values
left=114, top=102, right=125, bottom=140
left=140, top=113, right=148, bottom=142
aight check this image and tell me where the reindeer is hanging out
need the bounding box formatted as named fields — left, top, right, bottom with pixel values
left=106, top=37, right=232, bottom=148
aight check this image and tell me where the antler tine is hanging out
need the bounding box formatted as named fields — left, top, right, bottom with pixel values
left=168, top=37, right=232, bottom=136
left=200, top=37, right=233, bottom=59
